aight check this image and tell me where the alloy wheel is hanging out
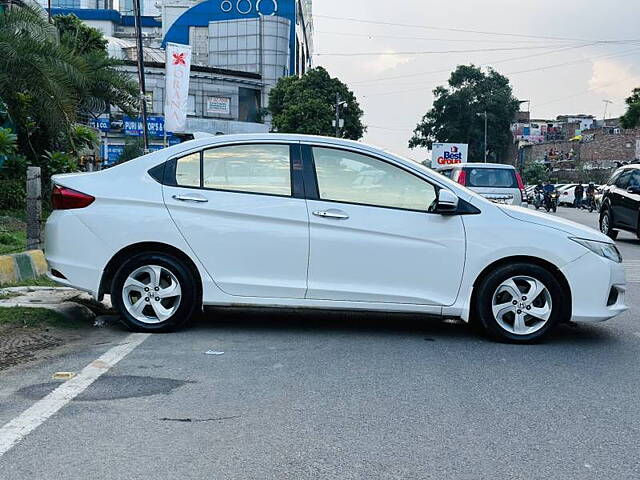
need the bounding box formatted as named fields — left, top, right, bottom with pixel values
left=491, top=275, right=553, bottom=336
left=122, top=265, right=182, bottom=324
left=600, top=213, right=609, bottom=234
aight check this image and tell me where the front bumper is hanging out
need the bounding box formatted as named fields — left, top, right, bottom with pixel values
left=560, top=251, right=627, bottom=322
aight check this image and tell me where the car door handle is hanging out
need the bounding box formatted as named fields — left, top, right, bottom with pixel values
left=312, top=209, right=349, bottom=219
left=172, top=194, right=208, bottom=203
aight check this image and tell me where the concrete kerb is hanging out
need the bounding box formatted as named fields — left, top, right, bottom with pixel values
left=0, top=250, right=48, bottom=285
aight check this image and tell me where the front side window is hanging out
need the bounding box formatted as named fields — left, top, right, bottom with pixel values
left=312, top=147, right=437, bottom=212
left=615, top=170, right=633, bottom=189
left=203, top=144, right=291, bottom=196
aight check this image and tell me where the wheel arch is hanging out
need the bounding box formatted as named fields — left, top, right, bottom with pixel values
left=99, top=242, right=203, bottom=301
left=468, top=255, right=572, bottom=323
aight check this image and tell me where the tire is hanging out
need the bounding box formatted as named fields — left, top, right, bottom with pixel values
left=111, top=252, right=200, bottom=333
left=552, top=204, right=557, bottom=213
left=474, top=263, right=566, bottom=343
left=599, top=209, right=618, bottom=240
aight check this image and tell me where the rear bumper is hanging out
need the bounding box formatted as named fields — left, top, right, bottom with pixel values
left=44, top=211, right=112, bottom=297
left=560, top=252, right=627, bottom=322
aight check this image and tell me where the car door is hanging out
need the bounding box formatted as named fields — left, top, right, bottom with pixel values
left=303, top=145, right=466, bottom=306
left=163, top=142, right=309, bottom=299
left=611, top=169, right=633, bottom=227
left=620, top=169, right=640, bottom=230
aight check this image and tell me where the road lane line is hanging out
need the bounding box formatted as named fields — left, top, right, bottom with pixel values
left=0, top=332, right=150, bottom=457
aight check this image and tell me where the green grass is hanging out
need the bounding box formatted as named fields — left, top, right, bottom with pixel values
left=0, top=306, right=82, bottom=328
left=1, top=277, right=58, bottom=288
left=0, top=211, right=26, bottom=255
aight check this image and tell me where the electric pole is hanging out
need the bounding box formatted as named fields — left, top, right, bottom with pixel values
left=602, top=100, right=612, bottom=128
left=477, top=111, right=488, bottom=162
left=334, top=93, right=347, bottom=138
left=133, top=0, right=149, bottom=152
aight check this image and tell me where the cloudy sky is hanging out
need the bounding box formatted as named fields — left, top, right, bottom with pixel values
left=312, top=0, right=640, bottom=161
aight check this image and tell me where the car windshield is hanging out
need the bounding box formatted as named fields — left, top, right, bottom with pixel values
left=464, top=168, right=518, bottom=188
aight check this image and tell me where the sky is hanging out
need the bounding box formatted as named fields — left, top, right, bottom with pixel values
left=311, top=0, right=640, bottom=162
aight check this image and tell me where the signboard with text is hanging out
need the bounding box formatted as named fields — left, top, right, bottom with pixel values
left=206, top=96, right=231, bottom=115
left=123, top=116, right=170, bottom=137
left=431, top=143, right=468, bottom=169
left=165, top=42, right=192, bottom=132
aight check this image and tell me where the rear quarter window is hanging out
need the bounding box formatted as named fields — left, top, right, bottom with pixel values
left=464, top=168, right=517, bottom=188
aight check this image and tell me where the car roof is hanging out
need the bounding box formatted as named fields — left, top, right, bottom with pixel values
left=459, top=162, right=516, bottom=169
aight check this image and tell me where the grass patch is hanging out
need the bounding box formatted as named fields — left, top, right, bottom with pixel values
left=1, top=277, right=58, bottom=288
left=0, top=306, right=82, bottom=328
left=0, top=211, right=26, bottom=255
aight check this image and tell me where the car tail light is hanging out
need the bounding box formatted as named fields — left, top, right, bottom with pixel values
left=515, top=171, right=525, bottom=201
left=456, top=170, right=467, bottom=186
left=51, top=185, right=95, bottom=210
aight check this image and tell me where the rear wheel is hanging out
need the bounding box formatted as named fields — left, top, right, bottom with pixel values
left=474, top=263, right=566, bottom=343
left=111, top=252, right=199, bottom=332
left=599, top=209, right=618, bottom=240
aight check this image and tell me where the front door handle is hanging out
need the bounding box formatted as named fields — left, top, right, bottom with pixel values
left=172, top=194, right=208, bottom=203
left=313, top=209, right=349, bottom=220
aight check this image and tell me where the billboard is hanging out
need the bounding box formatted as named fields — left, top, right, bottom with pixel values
left=431, top=143, right=468, bottom=169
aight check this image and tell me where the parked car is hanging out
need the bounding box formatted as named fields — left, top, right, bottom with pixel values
left=557, top=184, right=580, bottom=206
left=443, top=163, right=525, bottom=206
left=600, top=165, right=640, bottom=239
left=45, top=134, right=626, bottom=343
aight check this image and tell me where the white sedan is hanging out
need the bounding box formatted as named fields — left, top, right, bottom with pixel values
left=44, top=134, right=627, bottom=343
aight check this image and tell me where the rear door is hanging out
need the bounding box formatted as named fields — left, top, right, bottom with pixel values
left=302, top=145, right=466, bottom=306
left=163, top=142, right=309, bottom=299
left=464, top=166, right=521, bottom=205
left=619, top=169, right=640, bottom=229
left=611, top=169, right=633, bottom=227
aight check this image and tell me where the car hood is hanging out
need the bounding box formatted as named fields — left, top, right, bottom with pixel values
left=498, top=205, right=612, bottom=242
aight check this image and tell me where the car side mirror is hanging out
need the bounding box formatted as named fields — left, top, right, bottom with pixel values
left=627, top=185, right=640, bottom=194
left=436, top=189, right=459, bottom=215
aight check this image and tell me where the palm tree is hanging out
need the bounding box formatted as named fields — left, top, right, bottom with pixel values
left=0, top=3, right=138, bottom=160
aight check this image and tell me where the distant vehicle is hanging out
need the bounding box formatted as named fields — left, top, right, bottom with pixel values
left=44, top=134, right=626, bottom=343
left=443, top=163, right=525, bottom=206
left=600, top=165, right=640, bottom=239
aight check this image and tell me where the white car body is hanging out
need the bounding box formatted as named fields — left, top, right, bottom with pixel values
left=44, top=134, right=626, bottom=332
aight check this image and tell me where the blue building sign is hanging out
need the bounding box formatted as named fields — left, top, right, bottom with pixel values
left=89, top=117, right=111, bottom=132
left=123, top=116, right=171, bottom=137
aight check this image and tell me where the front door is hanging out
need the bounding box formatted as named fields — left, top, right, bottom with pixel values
left=303, top=145, right=466, bottom=306
left=163, top=143, right=309, bottom=299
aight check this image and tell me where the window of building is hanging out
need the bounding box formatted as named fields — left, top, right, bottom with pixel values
left=312, top=147, right=437, bottom=212
left=202, top=144, right=291, bottom=196
left=238, top=88, right=261, bottom=122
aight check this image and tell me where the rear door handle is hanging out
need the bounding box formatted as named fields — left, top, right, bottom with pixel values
left=312, top=209, right=349, bottom=220
left=172, top=194, right=208, bottom=203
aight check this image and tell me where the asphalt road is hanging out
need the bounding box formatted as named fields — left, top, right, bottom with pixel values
left=1, top=206, right=639, bottom=479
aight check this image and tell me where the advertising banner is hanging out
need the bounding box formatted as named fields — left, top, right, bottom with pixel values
left=123, top=116, right=168, bottom=137
left=164, top=42, right=192, bottom=133
left=431, top=143, right=468, bottom=169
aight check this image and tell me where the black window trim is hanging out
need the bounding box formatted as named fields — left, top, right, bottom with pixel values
left=158, top=142, right=301, bottom=200
left=301, top=143, right=446, bottom=214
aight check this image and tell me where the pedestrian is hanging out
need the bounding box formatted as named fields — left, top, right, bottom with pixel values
left=574, top=183, right=584, bottom=208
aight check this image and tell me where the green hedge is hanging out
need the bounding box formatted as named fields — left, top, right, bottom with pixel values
left=0, top=178, right=26, bottom=211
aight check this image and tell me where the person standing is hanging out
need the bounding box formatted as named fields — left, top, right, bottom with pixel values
left=574, top=183, right=584, bottom=208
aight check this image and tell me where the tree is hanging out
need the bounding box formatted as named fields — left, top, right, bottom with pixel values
left=620, top=87, right=640, bottom=129
left=409, top=65, right=520, bottom=162
left=0, top=4, right=137, bottom=172
left=522, top=162, right=548, bottom=185
left=53, top=14, right=107, bottom=55
left=268, top=67, right=365, bottom=140
left=118, top=137, right=144, bottom=163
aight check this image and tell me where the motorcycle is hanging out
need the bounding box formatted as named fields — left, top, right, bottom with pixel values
left=544, top=191, right=558, bottom=213
left=533, top=191, right=544, bottom=210
left=584, top=194, right=597, bottom=213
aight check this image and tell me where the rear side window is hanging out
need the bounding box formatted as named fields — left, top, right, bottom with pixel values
left=173, top=144, right=292, bottom=196
left=465, top=168, right=517, bottom=188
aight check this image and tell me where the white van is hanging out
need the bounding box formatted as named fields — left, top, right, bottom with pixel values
left=441, top=163, right=525, bottom=206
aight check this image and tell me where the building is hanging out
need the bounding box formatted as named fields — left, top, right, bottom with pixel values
left=43, top=0, right=314, bottom=164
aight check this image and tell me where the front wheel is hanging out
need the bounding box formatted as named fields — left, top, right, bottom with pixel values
left=111, top=252, right=200, bottom=332
left=474, top=263, right=566, bottom=343
left=599, top=209, right=618, bottom=240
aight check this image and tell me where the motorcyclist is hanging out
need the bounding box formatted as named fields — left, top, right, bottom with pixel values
left=534, top=180, right=544, bottom=194
left=542, top=181, right=555, bottom=195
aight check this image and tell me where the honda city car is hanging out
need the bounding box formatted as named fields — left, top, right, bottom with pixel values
left=45, top=134, right=626, bottom=343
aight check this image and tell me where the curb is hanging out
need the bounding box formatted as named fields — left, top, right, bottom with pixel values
left=0, top=250, right=47, bottom=285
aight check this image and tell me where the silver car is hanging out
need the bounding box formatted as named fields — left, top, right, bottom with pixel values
left=441, top=163, right=525, bottom=206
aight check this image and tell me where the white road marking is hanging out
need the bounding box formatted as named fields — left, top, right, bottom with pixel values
left=0, top=333, right=149, bottom=457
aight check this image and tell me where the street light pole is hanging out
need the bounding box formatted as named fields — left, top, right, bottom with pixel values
left=483, top=110, right=488, bottom=163
left=602, top=100, right=612, bottom=128
left=335, top=93, right=341, bottom=138
left=133, top=0, right=149, bottom=152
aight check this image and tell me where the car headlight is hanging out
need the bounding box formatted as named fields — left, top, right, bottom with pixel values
left=570, top=237, right=622, bottom=263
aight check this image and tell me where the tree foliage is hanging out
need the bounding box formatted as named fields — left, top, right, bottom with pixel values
left=522, top=162, right=548, bottom=185
left=268, top=67, right=365, bottom=140
left=620, top=87, right=640, bottom=129
left=409, top=65, right=520, bottom=162
left=0, top=4, right=137, bottom=173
